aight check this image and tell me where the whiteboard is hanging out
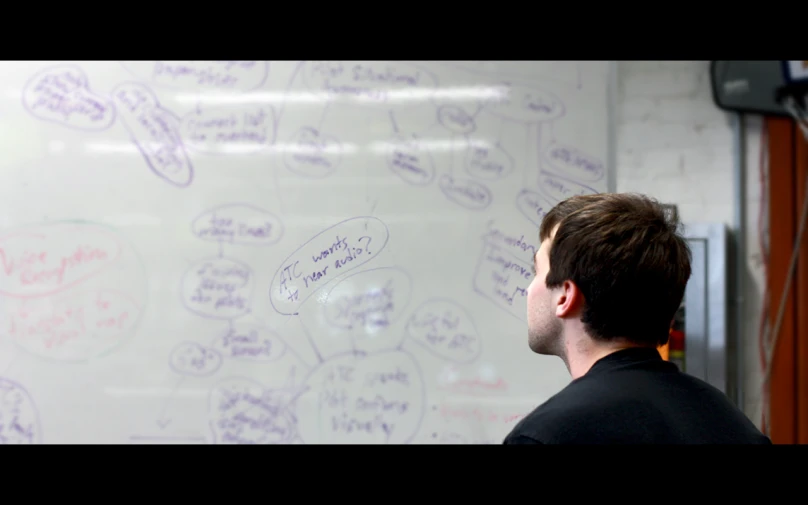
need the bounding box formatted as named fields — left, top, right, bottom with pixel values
left=0, top=61, right=614, bottom=444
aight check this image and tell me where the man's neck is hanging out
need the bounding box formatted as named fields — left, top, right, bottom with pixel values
left=565, top=340, right=646, bottom=380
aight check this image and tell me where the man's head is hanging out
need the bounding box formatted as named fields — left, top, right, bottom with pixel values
left=526, top=193, right=691, bottom=363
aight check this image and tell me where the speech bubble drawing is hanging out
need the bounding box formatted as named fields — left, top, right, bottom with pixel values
left=269, top=217, right=390, bottom=316
left=472, top=242, right=531, bottom=322
left=208, top=377, right=298, bottom=444
left=438, top=175, right=493, bottom=210
left=181, top=257, right=254, bottom=319
left=482, top=83, right=565, bottom=124
left=180, top=104, right=275, bottom=155
left=0, top=378, right=41, bottom=444
left=169, top=342, right=223, bottom=377
left=295, top=350, right=425, bottom=444
left=112, top=82, right=194, bottom=188
left=191, top=203, right=284, bottom=247
left=322, top=266, right=413, bottom=335
left=282, top=127, right=344, bottom=179
left=121, top=61, right=269, bottom=92
left=302, top=61, right=437, bottom=104
left=543, top=143, right=605, bottom=183
left=464, top=142, right=515, bottom=180
left=209, top=323, right=286, bottom=363
left=481, top=222, right=537, bottom=260
left=436, top=105, right=476, bottom=135
left=515, top=189, right=555, bottom=228
left=386, top=135, right=436, bottom=186
left=22, top=64, right=116, bottom=131
left=538, top=172, right=597, bottom=202
left=405, top=298, right=482, bottom=364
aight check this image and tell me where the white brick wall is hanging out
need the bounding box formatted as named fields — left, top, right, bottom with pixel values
left=616, top=61, right=766, bottom=425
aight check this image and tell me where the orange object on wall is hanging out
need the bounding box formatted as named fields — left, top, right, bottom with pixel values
left=658, top=342, right=669, bottom=361
left=764, top=116, right=808, bottom=443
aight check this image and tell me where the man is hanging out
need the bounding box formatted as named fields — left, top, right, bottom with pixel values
left=503, top=193, right=770, bottom=444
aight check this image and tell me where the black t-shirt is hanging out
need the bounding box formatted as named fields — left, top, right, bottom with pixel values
left=503, top=347, right=771, bottom=444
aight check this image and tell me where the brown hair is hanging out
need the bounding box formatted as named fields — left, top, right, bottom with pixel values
left=539, top=193, right=691, bottom=347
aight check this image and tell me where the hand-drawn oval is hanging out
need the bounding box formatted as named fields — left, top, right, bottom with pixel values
left=208, top=377, right=298, bottom=444
left=437, top=106, right=476, bottom=135
left=180, top=257, right=254, bottom=320
left=282, top=126, right=343, bottom=178
left=538, top=172, right=597, bottom=202
left=472, top=242, right=531, bottom=323
left=0, top=223, right=123, bottom=298
left=481, top=222, right=537, bottom=258
left=121, top=61, right=269, bottom=92
left=192, top=203, right=284, bottom=247
left=438, top=175, right=492, bottom=210
left=169, top=341, right=223, bottom=377
left=210, top=323, right=286, bottom=363
left=323, top=266, right=413, bottom=333
left=180, top=105, right=275, bottom=155
left=386, top=136, right=435, bottom=186
left=111, top=82, right=193, bottom=188
left=296, top=350, right=425, bottom=444
left=405, top=298, right=481, bottom=364
left=543, top=143, right=604, bottom=182
left=0, top=378, right=42, bottom=444
left=515, top=189, right=555, bottom=227
left=269, top=216, right=390, bottom=316
left=464, top=142, right=515, bottom=180
left=112, top=81, right=160, bottom=115
left=302, top=61, right=438, bottom=104
left=482, top=83, right=565, bottom=124
left=22, top=65, right=116, bottom=131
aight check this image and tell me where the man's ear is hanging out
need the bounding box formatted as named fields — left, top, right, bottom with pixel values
left=555, top=280, right=583, bottom=318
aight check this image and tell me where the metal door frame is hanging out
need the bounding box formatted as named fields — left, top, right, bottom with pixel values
left=682, top=222, right=731, bottom=397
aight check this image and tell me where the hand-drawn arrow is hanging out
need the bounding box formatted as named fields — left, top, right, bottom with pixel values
left=156, top=376, right=185, bottom=429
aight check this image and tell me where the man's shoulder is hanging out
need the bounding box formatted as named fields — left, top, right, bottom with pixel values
left=503, top=368, right=773, bottom=444
left=503, top=384, right=594, bottom=444
left=502, top=433, right=544, bottom=444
